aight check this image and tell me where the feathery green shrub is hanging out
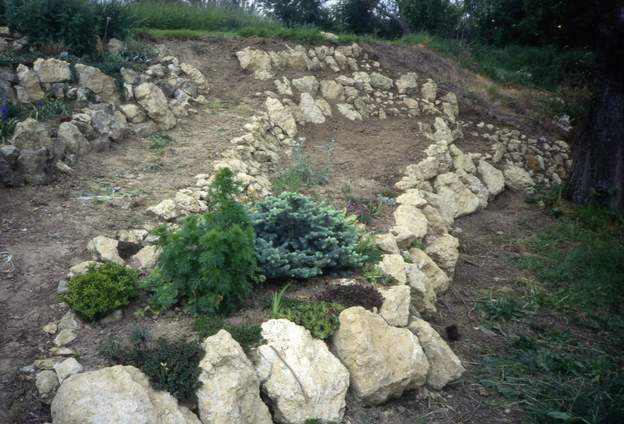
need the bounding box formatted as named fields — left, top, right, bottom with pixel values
left=250, top=192, right=364, bottom=280
left=273, top=300, right=345, bottom=339
left=142, top=168, right=259, bottom=315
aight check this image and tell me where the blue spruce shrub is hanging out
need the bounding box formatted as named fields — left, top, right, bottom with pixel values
left=250, top=192, right=365, bottom=280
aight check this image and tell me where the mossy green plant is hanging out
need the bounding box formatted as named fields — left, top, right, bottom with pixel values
left=65, top=262, right=138, bottom=321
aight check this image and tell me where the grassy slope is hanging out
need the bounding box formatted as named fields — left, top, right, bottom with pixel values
left=130, top=2, right=591, bottom=92
left=478, top=189, right=624, bottom=423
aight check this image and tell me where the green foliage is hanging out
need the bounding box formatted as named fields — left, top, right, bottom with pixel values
left=193, top=316, right=262, bottom=349
left=477, top=291, right=537, bottom=321
left=480, top=331, right=624, bottom=423
left=0, top=117, right=18, bottom=143
left=65, top=262, right=138, bottom=321
left=362, top=264, right=393, bottom=285
left=272, top=142, right=334, bottom=194
left=260, top=0, right=329, bottom=27
left=316, top=283, right=383, bottom=310
left=142, top=168, right=259, bottom=315
left=251, top=192, right=365, bottom=280
left=271, top=283, right=291, bottom=316
left=99, top=331, right=203, bottom=402
left=273, top=300, right=345, bottom=339
left=6, top=0, right=133, bottom=56
left=353, top=233, right=382, bottom=264
left=398, top=32, right=592, bottom=90
left=397, top=0, right=462, bottom=37
left=147, top=132, right=175, bottom=150
left=30, top=98, right=69, bottom=121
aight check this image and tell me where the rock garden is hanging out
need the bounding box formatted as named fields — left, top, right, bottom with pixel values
left=4, top=5, right=611, bottom=424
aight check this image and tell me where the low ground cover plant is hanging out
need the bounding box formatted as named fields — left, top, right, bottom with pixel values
left=142, top=168, right=260, bottom=315
left=250, top=192, right=365, bottom=280
left=99, top=329, right=203, bottom=402
left=64, top=262, right=138, bottom=321
left=272, top=298, right=345, bottom=339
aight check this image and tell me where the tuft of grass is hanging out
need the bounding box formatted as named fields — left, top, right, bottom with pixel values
left=147, top=132, right=175, bottom=151
left=194, top=316, right=263, bottom=350
left=272, top=141, right=334, bottom=193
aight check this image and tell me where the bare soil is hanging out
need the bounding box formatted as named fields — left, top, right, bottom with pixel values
left=0, top=38, right=566, bottom=424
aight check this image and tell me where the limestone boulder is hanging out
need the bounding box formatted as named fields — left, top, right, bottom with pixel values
left=379, top=285, right=410, bottom=326
left=393, top=204, right=428, bottom=240
left=406, top=263, right=437, bottom=315
left=74, top=64, right=118, bottom=102
left=336, top=103, right=362, bottom=121
left=434, top=172, right=480, bottom=219
left=320, top=79, right=344, bottom=100
left=16, top=64, right=44, bottom=102
left=409, top=247, right=450, bottom=294
left=236, top=48, right=273, bottom=80
left=54, top=358, right=83, bottom=383
left=396, top=72, right=418, bottom=94
left=256, top=319, right=350, bottom=424
left=11, top=118, right=53, bottom=152
left=36, top=370, right=60, bottom=402
left=379, top=253, right=407, bottom=284
left=266, top=97, right=297, bottom=137
left=51, top=365, right=200, bottom=424
left=420, top=79, right=437, bottom=102
left=129, top=245, right=159, bottom=272
left=477, top=160, right=505, bottom=197
left=369, top=72, right=393, bottom=90
left=87, top=236, right=124, bottom=265
left=299, top=93, right=325, bottom=124
left=134, top=82, right=177, bottom=130
left=504, top=164, right=535, bottom=192
left=375, top=233, right=400, bottom=254
left=332, top=307, right=429, bottom=405
left=425, top=234, right=460, bottom=275
left=58, top=122, right=90, bottom=156
left=180, top=63, right=207, bottom=89
left=409, top=319, right=465, bottom=390
left=396, top=189, right=427, bottom=207
left=291, top=75, right=319, bottom=95
left=33, top=58, right=71, bottom=83
left=147, top=199, right=179, bottom=221
left=198, top=330, right=272, bottom=424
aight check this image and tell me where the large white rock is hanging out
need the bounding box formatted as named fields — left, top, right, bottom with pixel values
left=478, top=160, right=505, bottom=197
left=180, top=63, right=207, bottom=89
left=266, top=97, right=297, bottom=137
left=393, top=204, right=428, bottom=240
left=504, top=164, right=535, bottom=192
left=336, top=103, right=362, bottom=121
left=236, top=47, right=273, bottom=80
left=396, top=72, right=418, bottom=94
left=375, top=233, right=400, bottom=254
left=51, top=365, right=200, bottom=424
left=86, top=236, right=124, bottom=265
left=332, top=307, right=429, bottom=405
left=299, top=93, right=325, bottom=124
left=58, top=122, right=90, bottom=156
left=320, top=79, right=344, bottom=100
left=134, top=82, right=177, bottom=130
left=147, top=198, right=179, bottom=221
left=406, top=263, right=437, bottom=315
left=129, top=245, right=159, bottom=272
left=16, top=64, right=45, bottom=102
left=409, top=247, right=450, bottom=294
left=409, top=319, right=465, bottom=390
left=291, top=75, right=319, bottom=95
left=396, top=189, right=427, bottom=207
left=434, top=172, right=480, bottom=219
left=74, top=64, right=118, bottom=102
left=425, top=233, right=460, bottom=275
left=256, top=320, right=349, bottom=424
left=379, top=285, right=411, bottom=326
left=369, top=72, right=393, bottom=90
left=33, top=58, right=71, bottom=83
left=379, top=253, right=407, bottom=284
left=198, top=330, right=272, bottom=424
left=420, top=79, right=437, bottom=102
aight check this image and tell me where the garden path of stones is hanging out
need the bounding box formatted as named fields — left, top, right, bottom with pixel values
left=24, top=41, right=570, bottom=424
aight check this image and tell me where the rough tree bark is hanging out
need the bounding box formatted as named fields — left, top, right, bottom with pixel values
left=565, top=0, right=624, bottom=210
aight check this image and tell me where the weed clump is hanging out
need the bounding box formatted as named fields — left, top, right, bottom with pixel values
left=142, top=168, right=260, bottom=315
left=99, top=330, right=203, bottom=403
left=64, top=262, right=138, bottom=321
left=251, top=192, right=364, bottom=280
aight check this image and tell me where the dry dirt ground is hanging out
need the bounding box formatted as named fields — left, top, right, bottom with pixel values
left=0, top=38, right=565, bottom=424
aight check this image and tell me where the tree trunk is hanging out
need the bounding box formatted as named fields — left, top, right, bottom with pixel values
left=565, top=1, right=624, bottom=210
